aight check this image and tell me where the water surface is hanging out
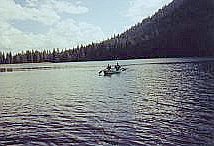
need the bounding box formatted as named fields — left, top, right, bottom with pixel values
left=0, top=58, right=214, bottom=145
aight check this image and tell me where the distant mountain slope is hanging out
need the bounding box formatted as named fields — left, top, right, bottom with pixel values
left=99, top=0, right=214, bottom=59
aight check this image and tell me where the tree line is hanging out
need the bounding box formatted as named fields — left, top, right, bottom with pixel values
left=0, top=38, right=131, bottom=64
left=0, top=48, right=86, bottom=64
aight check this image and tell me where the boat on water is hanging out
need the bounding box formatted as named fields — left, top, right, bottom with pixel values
left=103, top=68, right=122, bottom=75
left=99, top=62, right=126, bottom=76
left=99, top=67, right=126, bottom=76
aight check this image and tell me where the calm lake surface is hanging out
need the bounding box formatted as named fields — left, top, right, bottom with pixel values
left=0, top=58, right=214, bottom=146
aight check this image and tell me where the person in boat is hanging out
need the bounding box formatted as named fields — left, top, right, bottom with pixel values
left=115, top=62, right=121, bottom=71
left=106, top=64, right=111, bottom=70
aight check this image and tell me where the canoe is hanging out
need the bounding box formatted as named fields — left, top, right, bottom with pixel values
left=103, top=69, right=121, bottom=75
left=101, top=68, right=126, bottom=76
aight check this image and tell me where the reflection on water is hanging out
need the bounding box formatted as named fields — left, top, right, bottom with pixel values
left=0, top=58, right=214, bottom=145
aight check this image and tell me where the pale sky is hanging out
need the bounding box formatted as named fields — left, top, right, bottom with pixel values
left=0, top=0, right=173, bottom=52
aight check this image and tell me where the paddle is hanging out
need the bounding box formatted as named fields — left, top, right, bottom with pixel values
left=99, top=70, right=103, bottom=74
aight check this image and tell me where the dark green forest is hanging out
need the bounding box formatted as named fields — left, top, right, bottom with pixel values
left=0, top=0, right=213, bottom=64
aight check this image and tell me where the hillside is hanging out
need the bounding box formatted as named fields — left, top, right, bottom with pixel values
left=100, top=0, right=214, bottom=59
left=0, top=0, right=213, bottom=64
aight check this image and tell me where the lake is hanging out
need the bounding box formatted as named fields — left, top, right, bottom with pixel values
left=0, top=58, right=214, bottom=146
